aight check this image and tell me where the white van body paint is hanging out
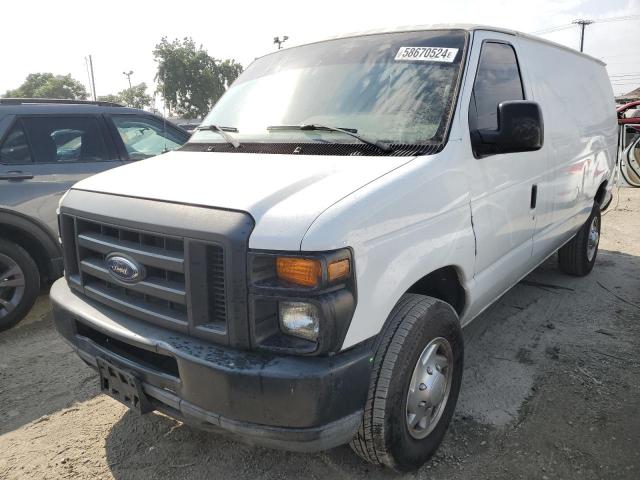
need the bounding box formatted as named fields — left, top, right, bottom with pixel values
left=68, top=25, right=617, bottom=350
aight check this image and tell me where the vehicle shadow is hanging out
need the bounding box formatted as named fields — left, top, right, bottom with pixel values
left=101, top=248, right=639, bottom=479
left=0, top=301, right=100, bottom=435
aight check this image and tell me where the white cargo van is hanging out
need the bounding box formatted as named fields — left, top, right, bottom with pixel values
left=51, top=25, right=617, bottom=471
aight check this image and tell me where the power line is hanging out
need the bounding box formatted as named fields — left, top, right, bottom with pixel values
left=531, top=13, right=640, bottom=36
left=610, top=74, right=640, bottom=78
left=597, top=14, right=640, bottom=23
left=606, top=61, right=640, bottom=65
left=599, top=52, right=639, bottom=59
left=531, top=23, right=574, bottom=35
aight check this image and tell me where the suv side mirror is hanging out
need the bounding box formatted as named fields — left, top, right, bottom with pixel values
left=474, top=100, right=544, bottom=156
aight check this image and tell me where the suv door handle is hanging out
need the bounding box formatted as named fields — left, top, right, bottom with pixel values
left=0, top=171, right=34, bottom=181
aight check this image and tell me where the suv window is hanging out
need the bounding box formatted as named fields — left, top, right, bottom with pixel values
left=20, top=116, right=109, bottom=163
left=0, top=122, right=32, bottom=164
left=112, top=115, right=184, bottom=160
left=471, top=42, right=524, bottom=130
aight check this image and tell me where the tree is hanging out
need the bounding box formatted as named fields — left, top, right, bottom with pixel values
left=98, top=83, right=152, bottom=109
left=4, top=73, right=88, bottom=99
left=153, top=37, right=243, bottom=118
left=97, top=93, right=122, bottom=104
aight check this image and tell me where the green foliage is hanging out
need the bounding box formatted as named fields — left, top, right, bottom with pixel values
left=154, top=37, right=243, bottom=118
left=97, top=93, right=121, bottom=104
left=4, top=73, right=88, bottom=99
left=119, top=83, right=152, bottom=109
left=99, top=83, right=152, bottom=109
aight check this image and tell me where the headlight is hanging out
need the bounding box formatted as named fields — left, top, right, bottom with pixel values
left=279, top=301, right=320, bottom=341
left=248, top=248, right=356, bottom=355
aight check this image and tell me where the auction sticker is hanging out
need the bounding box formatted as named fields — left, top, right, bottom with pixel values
left=395, top=47, right=459, bottom=62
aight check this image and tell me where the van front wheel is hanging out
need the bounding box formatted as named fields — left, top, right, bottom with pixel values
left=558, top=202, right=601, bottom=276
left=350, top=294, right=463, bottom=472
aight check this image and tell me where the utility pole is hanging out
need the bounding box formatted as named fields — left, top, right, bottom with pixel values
left=273, top=36, right=289, bottom=50
left=572, top=19, right=594, bottom=52
left=88, top=55, right=97, bottom=100
left=122, top=70, right=134, bottom=89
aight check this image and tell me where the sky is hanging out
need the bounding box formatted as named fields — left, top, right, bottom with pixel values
left=1, top=0, right=638, bottom=105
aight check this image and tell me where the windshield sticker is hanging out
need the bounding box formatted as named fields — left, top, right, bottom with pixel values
left=394, top=47, right=459, bottom=63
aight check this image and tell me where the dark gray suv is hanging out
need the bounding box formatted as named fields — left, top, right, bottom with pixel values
left=0, top=98, right=190, bottom=330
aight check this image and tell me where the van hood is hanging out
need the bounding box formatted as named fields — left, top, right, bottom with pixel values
left=72, top=151, right=414, bottom=250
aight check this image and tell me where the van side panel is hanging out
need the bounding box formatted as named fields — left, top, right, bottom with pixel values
left=456, top=31, right=553, bottom=323
left=515, top=36, right=617, bottom=261
left=300, top=143, right=476, bottom=349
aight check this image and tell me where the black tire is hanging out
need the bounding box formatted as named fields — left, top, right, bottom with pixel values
left=558, top=202, right=601, bottom=277
left=350, top=294, right=464, bottom=472
left=0, top=239, right=40, bottom=331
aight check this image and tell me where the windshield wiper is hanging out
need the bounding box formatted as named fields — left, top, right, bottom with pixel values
left=267, top=124, right=392, bottom=153
left=196, top=125, right=240, bottom=148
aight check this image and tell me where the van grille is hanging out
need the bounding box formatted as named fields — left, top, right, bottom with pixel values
left=61, top=216, right=227, bottom=334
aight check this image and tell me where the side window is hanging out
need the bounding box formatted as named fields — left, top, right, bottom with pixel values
left=0, top=122, right=33, bottom=164
left=20, top=116, right=109, bottom=163
left=112, top=115, right=184, bottom=160
left=471, top=42, right=524, bottom=130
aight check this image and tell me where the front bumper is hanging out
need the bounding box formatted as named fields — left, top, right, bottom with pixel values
left=50, top=278, right=373, bottom=452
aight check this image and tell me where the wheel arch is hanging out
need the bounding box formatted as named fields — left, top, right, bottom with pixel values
left=0, top=209, right=62, bottom=284
left=594, top=180, right=608, bottom=206
left=405, top=265, right=467, bottom=317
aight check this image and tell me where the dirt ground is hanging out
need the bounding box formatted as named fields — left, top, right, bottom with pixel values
left=1, top=188, right=639, bottom=480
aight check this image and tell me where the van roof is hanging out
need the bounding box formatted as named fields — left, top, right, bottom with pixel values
left=270, top=24, right=606, bottom=67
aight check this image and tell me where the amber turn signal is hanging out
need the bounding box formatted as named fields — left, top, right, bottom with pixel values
left=328, top=258, right=350, bottom=282
left=276, top=257, right=322, bottom=287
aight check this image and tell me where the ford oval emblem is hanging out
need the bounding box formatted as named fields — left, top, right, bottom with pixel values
left=105, top=253, right=145, bottom=284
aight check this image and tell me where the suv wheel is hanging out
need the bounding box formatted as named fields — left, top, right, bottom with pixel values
left=350, top=294, right=464, bottom=471
left=0, top=240, right=40, bottom=331
left=558, top=202, right=601, bottom=276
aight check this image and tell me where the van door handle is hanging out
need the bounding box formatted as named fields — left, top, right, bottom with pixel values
left=0, top=171, right=34, bottom=181
left=530, top=184, right=538, bottom=209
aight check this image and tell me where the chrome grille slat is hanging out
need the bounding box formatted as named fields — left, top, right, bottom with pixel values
left=79, top=258, right=186, bottom=304
left=77, top=232, right=184, bottom=273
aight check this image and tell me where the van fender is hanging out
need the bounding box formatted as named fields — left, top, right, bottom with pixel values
left=300, top=151, right=475, bottom=349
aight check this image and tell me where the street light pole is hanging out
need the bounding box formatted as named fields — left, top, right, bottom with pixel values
left=572, top=19, right=594, bottom=53
left=122, top=70, right=134, bottom=89
left=273, top=36, right=289, bottom=50
left=88, top=55, right=97, bottom=101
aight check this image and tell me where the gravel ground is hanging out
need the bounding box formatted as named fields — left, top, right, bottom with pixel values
left=1, top=188, right=639, bottom=480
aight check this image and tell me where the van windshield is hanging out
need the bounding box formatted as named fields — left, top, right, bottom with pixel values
left=190, top=30, right=467, bottom=153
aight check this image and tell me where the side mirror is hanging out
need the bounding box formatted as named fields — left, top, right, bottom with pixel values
left=475, top=100, right=544, bottom=156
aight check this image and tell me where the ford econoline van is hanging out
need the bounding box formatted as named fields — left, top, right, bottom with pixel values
left=50, top=25, right=617, bottom=471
